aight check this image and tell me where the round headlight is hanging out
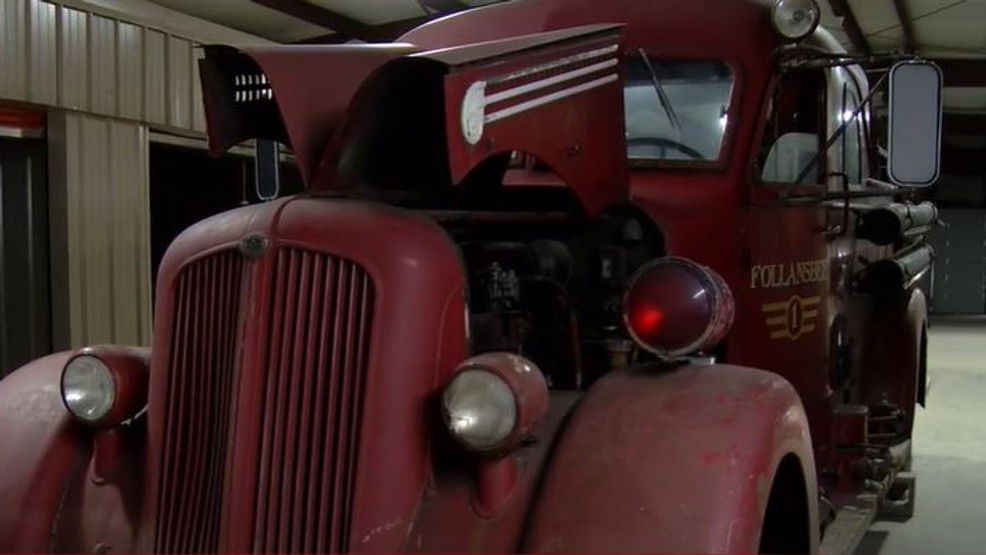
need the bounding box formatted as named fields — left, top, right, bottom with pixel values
left=623, top=257, right=735, bottom=359
left=61, top=355, right=116, bottom=422
left=772, top=0, right=820, bottom=41
left=442, top=352, right=549, bottom=455
left=443, top=369, right=517, bottom=452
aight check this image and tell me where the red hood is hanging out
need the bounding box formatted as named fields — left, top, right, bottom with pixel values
left=200, top=44, right=416, bottom=185
left=200, top=25, right=629, bottom=216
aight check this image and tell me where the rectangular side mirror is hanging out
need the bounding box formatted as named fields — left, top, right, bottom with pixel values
left=888, top=61, right=943, bottom=187
left=255, top=139, right=281, bottom=201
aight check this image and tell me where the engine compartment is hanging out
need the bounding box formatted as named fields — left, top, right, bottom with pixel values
left=432, top=207, right=664, bottom=389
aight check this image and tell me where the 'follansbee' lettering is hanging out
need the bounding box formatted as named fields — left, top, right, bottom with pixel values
left=750, top=258, right=828, bottom=289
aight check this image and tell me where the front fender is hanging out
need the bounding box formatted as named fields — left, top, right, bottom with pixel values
left=0, top=352, right=84, bottom=551
left=0, top=352, right=147, bottom=552
left=524, top=363, right=818, bottom=553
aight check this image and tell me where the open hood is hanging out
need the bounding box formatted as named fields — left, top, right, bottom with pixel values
left=199, top=24, right=627, bottom=216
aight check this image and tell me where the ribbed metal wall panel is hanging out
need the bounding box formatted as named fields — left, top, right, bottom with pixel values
left=0, top=0, right=28, bottom=101
left=28, top=0, right=57, bottom=106
left=118, top=21, right=144, bottom=120
left=54, top=113, right=88, bottom=347
left=80, top=116, right=114, bottom=342
left=59, top=7, right=89, bottom=111
left=144, top=29, right=167, bottom=126
left=109, top=121, right=151, bottom=345
left=167, top=36, right=193, bottom=130
left=48, top=112, right=152, bottom=348
left=192, top=46, right=207, bottom=133
left=89, top=15, right=118, bottom=116
left=0, top=1, right=263, bottom=351
left=2, top=0, right=218, bottom=133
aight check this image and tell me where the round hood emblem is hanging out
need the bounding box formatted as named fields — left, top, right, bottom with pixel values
left=239, top=233, right=269, bottom=258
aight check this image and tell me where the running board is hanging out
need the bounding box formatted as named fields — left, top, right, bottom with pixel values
left=820, top=496, right=878, bottom=555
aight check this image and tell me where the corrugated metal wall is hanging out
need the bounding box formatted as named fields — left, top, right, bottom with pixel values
left=48, top=112, right=152, bottom=348
left=0, top=0, right=235, bottom=349
left=1, top=0, right=207, bottom=132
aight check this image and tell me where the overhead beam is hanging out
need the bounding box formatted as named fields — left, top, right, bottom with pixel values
left=932, top=59, right=986, bottom=87
left=251, top=0, right=429, bottom=42
left=829, top=0, right=871, bottom=55
left=890, top=0, right=917, bottom=53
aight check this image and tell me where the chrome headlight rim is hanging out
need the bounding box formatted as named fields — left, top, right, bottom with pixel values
left=442, top=367, right=519, bottom=454
left=771, top=0, right=821, bottom=41
left=441, top=352, right=549, bottom=456
left=60, top=354, right=117, bottom=424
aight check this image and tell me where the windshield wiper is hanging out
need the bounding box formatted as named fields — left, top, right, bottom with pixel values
left=638, top=49, right=683, bottom=133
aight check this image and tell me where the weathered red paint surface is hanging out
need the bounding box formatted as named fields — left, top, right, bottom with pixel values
left=435, top=25, right=628, bottom=216
left=145, top=197, right=469, bottom=552
left=0, top=352, right=81, bottom=551
left=201, top=44, right=417, bottom=183
left=525, top=364, right=819, bottom=552
left=0, top=0, right=928, bottom=553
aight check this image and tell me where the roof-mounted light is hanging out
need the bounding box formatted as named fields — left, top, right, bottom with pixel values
left=771, top=0, right=821, bottom=41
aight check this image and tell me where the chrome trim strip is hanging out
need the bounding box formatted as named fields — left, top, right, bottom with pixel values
left=485, top=73, right=619, bottom=124
left=485, top=58, right=619, bottom=106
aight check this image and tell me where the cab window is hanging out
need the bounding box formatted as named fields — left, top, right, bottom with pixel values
left=841, top=84, right=864, bottom=185
left=623, top=59, right=734, bottom=163
left=758, top=69, right=826, bottom=184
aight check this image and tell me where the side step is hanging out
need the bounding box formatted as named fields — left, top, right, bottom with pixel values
left=820, top=472, right=917, bottom=554
left=879, top=472, right=916, bottom=521
left=820, top=497, right=877, bottom=555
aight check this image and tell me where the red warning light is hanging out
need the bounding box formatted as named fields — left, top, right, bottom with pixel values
left=630, top=305, right=665, bottom=336
left=623, top=257, right=734, bottom=359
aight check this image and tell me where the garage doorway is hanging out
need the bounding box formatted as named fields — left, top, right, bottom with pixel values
left=0, top=137, right=51, bottom=376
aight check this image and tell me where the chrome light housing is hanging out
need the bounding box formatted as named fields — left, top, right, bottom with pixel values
left=771, top=0, right=820, bottom=41
left=442, top=352, right=549, bottom=455
left=60, top=346, right=150, bottom=426
left=623, top=257, right=735, bottom=360
left=444, top=369, right=517, bottom=451
left=61, top=355, right=116, bottom=422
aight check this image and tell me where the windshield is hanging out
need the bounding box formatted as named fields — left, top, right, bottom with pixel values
left=624, top=59, right=734, bottom=163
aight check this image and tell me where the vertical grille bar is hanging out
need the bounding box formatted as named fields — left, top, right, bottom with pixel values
left=155, top=247, right=372, bottom=553
left=155, top=251, right=244, bottom=553
left=254, top=250, right=374, bottom=553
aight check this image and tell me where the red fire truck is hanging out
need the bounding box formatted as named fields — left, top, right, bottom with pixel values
left=0, top=0, right=943, bottom=552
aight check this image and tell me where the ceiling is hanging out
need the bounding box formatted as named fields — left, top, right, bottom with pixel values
left=147, top=0, right=506, bottom=43
left=818, top=0, right=986, bottom=166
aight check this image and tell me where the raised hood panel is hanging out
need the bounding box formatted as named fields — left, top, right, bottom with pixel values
left=200, top=25, right=628, bottom=216
left=200, top=44, right=417, bottom=184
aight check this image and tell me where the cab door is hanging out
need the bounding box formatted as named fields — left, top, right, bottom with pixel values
left=825, top=66, right=874, bottom=403
left=730, top=67, right=834, bottom=446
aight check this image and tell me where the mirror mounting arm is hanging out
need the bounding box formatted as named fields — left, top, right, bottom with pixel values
left=775, top=44, right=917, bottom=70
left=781, top=70, right=891, bottom=198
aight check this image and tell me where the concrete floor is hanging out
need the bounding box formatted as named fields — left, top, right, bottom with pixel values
left=857, top=316, right=986, bottom=554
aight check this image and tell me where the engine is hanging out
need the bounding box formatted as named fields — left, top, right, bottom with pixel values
left=435, top=208, right=664, bottom=389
